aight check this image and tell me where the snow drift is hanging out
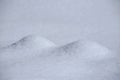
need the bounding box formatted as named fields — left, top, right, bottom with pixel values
left=0, top=35, right=120, bottom=80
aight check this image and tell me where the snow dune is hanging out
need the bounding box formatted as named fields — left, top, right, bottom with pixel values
left=0, top=35, right=120, bottom=80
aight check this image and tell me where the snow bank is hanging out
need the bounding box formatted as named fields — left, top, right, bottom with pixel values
left=0, top=35, right=119, bottom=80
left=0, top=35, right=56, bottom=66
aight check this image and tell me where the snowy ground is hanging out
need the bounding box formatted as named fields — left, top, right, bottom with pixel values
left=0, top=35, right=120, bottom=80
left=0, top=0, right=120, bottom=80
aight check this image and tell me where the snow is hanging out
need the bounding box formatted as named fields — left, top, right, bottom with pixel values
left=0, top=0, right=120, bottom=53
left=7, top=35, right=56, bottom=49
left=0, top=35, right=119, bottom=80
left=0, top=0, right=120, bottom=79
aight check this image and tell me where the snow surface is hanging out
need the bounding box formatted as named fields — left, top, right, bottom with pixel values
left=0, top=0, right=120, bottom=53
left=0, top=35, right=120, bottom=80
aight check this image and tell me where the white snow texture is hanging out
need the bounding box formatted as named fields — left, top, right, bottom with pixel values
left=0, top=35, right=120, bottom=80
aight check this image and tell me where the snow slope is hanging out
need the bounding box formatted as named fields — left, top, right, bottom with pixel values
left=0, top=35, right=119, bottom=80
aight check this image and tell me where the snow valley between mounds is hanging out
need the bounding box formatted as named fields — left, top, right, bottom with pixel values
left=0, top=35, right=120, bottom=80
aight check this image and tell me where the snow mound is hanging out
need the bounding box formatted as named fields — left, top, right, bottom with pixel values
left=0, top=36, right=119, bottom=80
left=6, top=35, right=56, bottom=49
left=52, top=40, right=113, bottom=60
left=0, top=35, right=56, bottom=65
